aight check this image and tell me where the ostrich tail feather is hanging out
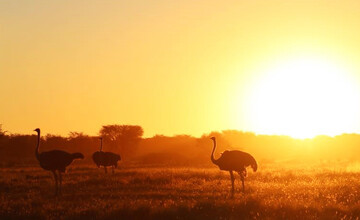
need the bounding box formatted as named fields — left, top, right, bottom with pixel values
left=72, top=153, right=84, bottom=160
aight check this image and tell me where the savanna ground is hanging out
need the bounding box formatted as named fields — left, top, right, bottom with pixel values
left=2, top=161, right=360, bottom=219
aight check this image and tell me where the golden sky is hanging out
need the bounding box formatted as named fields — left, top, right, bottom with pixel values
left=1, top=0, right=360, bottom=138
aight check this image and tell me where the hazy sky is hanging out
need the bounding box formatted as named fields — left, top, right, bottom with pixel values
left=1, top=0, right=360, bottom=137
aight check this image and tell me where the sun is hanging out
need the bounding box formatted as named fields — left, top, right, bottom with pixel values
left=244, top=55, right=360, bottom=139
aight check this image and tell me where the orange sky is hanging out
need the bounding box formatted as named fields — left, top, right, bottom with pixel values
left=1, top=0, right=360, bottom=138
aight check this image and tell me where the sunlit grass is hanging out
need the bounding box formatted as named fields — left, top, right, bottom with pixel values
left=1, top=163, right=360, bottom=219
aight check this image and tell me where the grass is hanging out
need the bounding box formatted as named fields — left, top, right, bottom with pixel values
left=1, top=162, right=360, bottom=219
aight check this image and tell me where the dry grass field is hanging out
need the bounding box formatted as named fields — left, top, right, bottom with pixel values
left=1, top=162, right=360, bottom=219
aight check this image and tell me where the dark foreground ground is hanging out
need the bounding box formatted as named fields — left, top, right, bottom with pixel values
left=1, top=162, right=360, bottom=219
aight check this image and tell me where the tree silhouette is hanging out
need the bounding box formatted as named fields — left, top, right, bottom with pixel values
left=99, top=125, right=143, bottom=158
left=0, top=124, right=7, bottom=137
left=68, top=132, right=87, bottom=140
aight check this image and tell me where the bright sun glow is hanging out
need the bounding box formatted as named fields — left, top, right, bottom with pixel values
left=246, top=56, right=360, bottom=139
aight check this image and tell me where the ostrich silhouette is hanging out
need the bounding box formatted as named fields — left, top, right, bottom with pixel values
left=92, top=137, right=121, bottom=174
left=210, top=137, right=257, bottom=195
left=34, top=128, right=84, bottom=195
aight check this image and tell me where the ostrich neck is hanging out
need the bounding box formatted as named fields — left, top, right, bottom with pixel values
left=100, top=139, right=103, bottom=151
left=211, top=139, right=218, bottom=165
left=35, top=131, right=40, bottom=161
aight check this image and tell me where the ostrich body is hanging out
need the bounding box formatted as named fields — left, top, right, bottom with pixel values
left=34, top=128, right=84, bottom=195
left=210, top=137, right=257, bottom=194
left=92, top=137, right=121, bottom=173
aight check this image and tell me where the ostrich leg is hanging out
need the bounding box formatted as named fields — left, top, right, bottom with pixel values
left=52, top=171, right=58, bottom=196
left=229, top=171, right=235, bottom=195
left=240, top=172, right=245, bottom=193
left=237, top=169, right=246, bottom=193
left=58, top=171, right=62, bottom=195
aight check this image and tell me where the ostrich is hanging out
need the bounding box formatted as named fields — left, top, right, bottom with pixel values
left=34, top=128, right=84, bottom=195
left=210, top=137, right=257, bottom=195
left=92, top=137, right=121, bottom=174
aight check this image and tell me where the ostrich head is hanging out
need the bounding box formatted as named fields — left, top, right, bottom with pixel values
left=99, top=137, right=103, bottom=140
left=34, top=128, right=40, bottom=133
left=210, top=137, right=216, bottom=141
left=251, top=161, right=258, bottom=172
